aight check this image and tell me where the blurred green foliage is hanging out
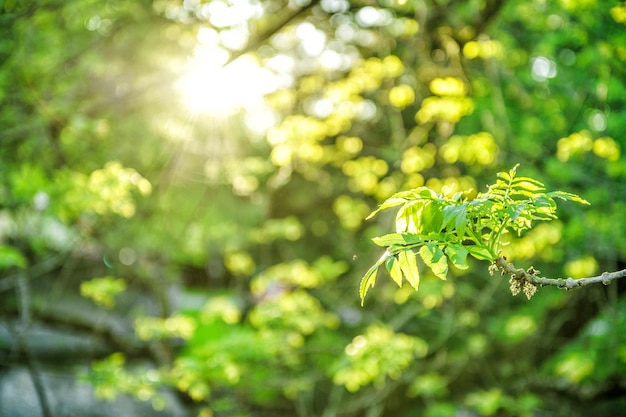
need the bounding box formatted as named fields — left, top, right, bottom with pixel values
left=1, top=0, right=626, bottom=416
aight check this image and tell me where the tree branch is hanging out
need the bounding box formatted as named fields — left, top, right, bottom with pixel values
left=223, top=0, right=320, bottom=68
left=494, top=256, right=626, bottom=299
left=12, top=272, right=53, bottom=417
left=471, top=0, right=507, bottom=37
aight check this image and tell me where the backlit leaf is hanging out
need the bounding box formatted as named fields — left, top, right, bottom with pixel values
left=359, top=263, right=379, bottom=305
left=386, top=256, right=403, bottom=287
left=419, top=200, right=444, bottom=233
left=445, top=244, right=469, bottom=270
left=512, top=177, right=545, bottom=192
left=366, top=197, right=407, bottom=220
left=467, top=245, right=496, bottom=261
left=372, top=233, right=423, bottom=247
left=546, top=191, right=591, bottom=205
left=442, top=203, right=467, bottom=238
left=396, top=201, right=422, bottom=233
left=419, top=243, right=448, bottom=280
left=398, top=250, right=420, bottom=290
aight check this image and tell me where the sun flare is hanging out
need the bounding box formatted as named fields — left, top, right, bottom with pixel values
left=176, top=48, right=277, bottom=116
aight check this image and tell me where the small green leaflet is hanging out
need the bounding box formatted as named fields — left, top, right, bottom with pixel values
left=445, top=244, right=469, bottom=270
left=360, top=263, right=378, bottom=305
left=398, top=249, right=420, bottom=290
left=466, top=245, right=496, bottom=261
left=511, top=176, right=546, bottom=192
left=385, top=256, right=403, bottom=287
left=395, top=201, right=420, bottom=233
left=442, top=203, right=467, bottom=238
left=360, top=251, right=389, bottom=304
left=366, top=197, right=407, bottom=220
left=371, top=233, right=423, bottom=247
left=546, top=191, right=590, bottom=205
left=419, top=243, right=448, bottom=280
left=367, top=187, right=438, bottom=220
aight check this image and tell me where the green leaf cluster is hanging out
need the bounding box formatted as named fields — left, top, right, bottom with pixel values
left=360, top=165, right=589, bottom=304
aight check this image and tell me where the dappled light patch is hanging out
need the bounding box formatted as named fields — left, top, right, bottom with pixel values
left=592, top=136, right=620, bottom=161
left=60, top=162, right=152, bottom=219
left=501, top=221, right=563, bottom=261
left=249, top=289, right=339, bottom=335
left=134, top=315, right=197, bottom=341
left=440, top=132, right=498, bottom=166
left=200, top=295, right=242, bottom=324
left=333, top=324, right=428, bottom=392
left=503, top=315, right=537, bottom=343
left=80, top=276, right=127, bottom=309
left=401, top=144, right=437, bottom=174
left=556, top=130, right=593, bottom=161
left=415, top=77, right=474, bottom=124
left=224, top=250, right=256, bottom=276
left=462, top=39, right=503, bottom=60
left=564, top=255, right=598, bottom=278
left=333, top=194, right=371, bottom=230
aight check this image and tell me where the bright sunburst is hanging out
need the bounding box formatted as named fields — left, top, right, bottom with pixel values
left=176, top=46, right=277, bottom=117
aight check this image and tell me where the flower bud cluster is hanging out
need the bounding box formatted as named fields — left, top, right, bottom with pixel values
left=508, top=269, right=538, bottom=300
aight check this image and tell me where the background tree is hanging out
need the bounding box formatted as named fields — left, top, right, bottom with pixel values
left=1, top=0, right=625, bottom=416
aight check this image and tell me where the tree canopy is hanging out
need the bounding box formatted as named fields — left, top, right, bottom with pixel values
left=1, top=0, right=626, bottom=416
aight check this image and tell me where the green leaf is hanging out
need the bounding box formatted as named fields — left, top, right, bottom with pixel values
left=546, top=191, right=591, bottom=205
left=466, top=245, right=496, bottom=261
left=371, top=233, right=423, bottom=247
left=359, top=263, right=379, bottom=305
left=385, top=256, right=403, bottom=287
left=366, top=187, right=439, bottom=220
left=366, top=197, right=407, bottom=220
left=511, top=177, right=546, bottom=192
left=0, top=245, right=27, bottom=269
left=442, top=203, right=467, bottom=238
left=509, top=189, right=539, bottom=200
left=419, top=200, right=444, bottom=233
left=506, top=203, right=527, bottom=222
left=419, top=243, right=448, bottom=280
left=395, top=201, right=421, bottom=233
left=398, top=250, right=420, bottom=290
left=445, top=244, right=469, bottom=270
left=496, top=170, right=511, bottom=182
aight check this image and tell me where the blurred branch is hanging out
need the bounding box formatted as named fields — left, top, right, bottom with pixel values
left=0, top=254, right=67, bottom=293
left=10, top=272, right=53, bottom=417
left=474, top=0, right=506, bottom=36
left=494, top=256, right=626, bottom=299
left=224, top=0, right=320, bottom=67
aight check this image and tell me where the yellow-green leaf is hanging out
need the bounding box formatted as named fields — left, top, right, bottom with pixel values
left=398, top=250, right=420, bottom=290
left=419, top=243, right=448, bottom=280
left=467, top=245, right=496, bottom=261
left=359, top=263, right=379, bottom=305
left=445, top=244, right=469, bottom=270
left=385, top=256, right=403, bottom=287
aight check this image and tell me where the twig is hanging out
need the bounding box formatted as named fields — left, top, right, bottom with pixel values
left=221, top=0, right=320, bottom=69
left=494, top=256, right=626, bottom=299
